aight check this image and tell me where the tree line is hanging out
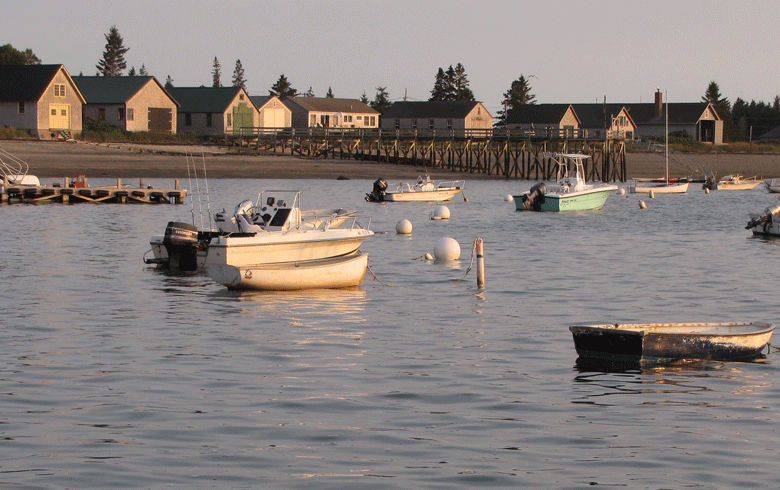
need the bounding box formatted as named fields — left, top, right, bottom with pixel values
left=2, top=26, right=778, bottom=141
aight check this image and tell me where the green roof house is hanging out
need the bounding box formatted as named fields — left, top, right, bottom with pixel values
left=73, top=75, right=178, bottom=133
left=0, top=64, right=85, bottom=139
left=167, top=87, right=258, bottom=136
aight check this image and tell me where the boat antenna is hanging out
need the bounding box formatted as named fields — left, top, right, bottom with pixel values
left=186, top=152, right=196, bottom=226
left=200, top=150, right=212, bottom=229
left=665, top=90, right=669, bottom=185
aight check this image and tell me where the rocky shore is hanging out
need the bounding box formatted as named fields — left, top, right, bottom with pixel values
left=2, top=139, right=779, bottom=180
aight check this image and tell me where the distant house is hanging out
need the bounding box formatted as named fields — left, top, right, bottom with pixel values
left=0, top=64, right=85, bottom=139
left=759, top=125, right=780, bottom=141
left=167, top=87, right=258, bottom=136
left=249, top=95, right=292, bottom=128
left=505, top=104, right=580, bottom=137
left=380, top=101, right=493, bottom=136
left=569, top=103, right=636, bottom=140
left=282, top=97, right=379, bottom=129
left=73, top=76, right=178, bottom=133
left=623, top=90, right=723, bottom=144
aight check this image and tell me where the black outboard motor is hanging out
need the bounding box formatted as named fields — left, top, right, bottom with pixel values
left=702, top=177, right=717, bottom=191
left=366, top=178, right=388, bottom=202
left=162, top=221, right=199, bottom=271
left=521, top=182, right=547, bottom=211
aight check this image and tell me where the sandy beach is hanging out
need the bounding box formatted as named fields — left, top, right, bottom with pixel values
left=2, top=139, right=779, bottom=181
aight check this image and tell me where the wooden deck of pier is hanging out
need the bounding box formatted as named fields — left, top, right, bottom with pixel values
left=1, top=177, right=186, bottom=205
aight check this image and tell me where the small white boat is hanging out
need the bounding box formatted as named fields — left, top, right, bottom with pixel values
left=628, top=179, right=689, bottom=194
left=570, top=322, right=775, bottom=363
left=706, top=174, right=763, bottom=191
left=746, top=203, right=780, bottom=237
left=514, top=153, right=618, bottom=211
left=207, top=250, right=369, bottom=291
left=366, top=175, right=465, bottom=202
left=764, top=178, right=780, bottom=193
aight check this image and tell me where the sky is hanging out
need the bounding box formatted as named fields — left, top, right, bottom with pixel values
left=6, top=0, right=779, bottom=116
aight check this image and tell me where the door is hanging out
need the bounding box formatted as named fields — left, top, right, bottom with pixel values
left=232, top=103, right=254, bottom=135
left=148, top=107, right=173, bottom=133
left=48, top=104, right=71, bottom=129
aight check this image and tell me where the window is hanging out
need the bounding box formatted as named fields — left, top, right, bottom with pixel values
left=394, top=119, right=400, bottom=129
left=51, top=108, right=56, bottom=116
left=239, top=93, right=245, bottom=101
left=411, top=119, right=417, bottom=129
left=447, top=119, right=453, bottom=129
left=227, top=113, right=232, bottom=127
left=54, top=84, right=66, bottom=97
left=18, top=102, right=24, bottom=114
left=118, top=108, right=125, bottom=121
left=356, top=115, right=362, bottom=120
left=429, top=119, right=435, bottom=130
left=127, top=108, right=134, bottom=121
left=344, top=115, right=353, bottom=123
left=184, top=113, right=192, bottom=126
left=98, top=108, right=106, bottom=120
left=206, top=113, right=212, bottom=127
left=310, top=114, right=317, bottom=126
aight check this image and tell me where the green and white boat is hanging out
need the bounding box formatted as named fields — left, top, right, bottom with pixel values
left=514, top=153, right=617, bottom=212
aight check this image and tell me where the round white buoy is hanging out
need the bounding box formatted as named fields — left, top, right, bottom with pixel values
left=616, top=188, right=626, bottom=196
left=395, top=219, right=413, bottom=234
left=704, top=187, right=710, bottom=194
left=433, top=237, right=461, bottom=261
left=648, top=190, right=655, bottom=199
left=639, top=200, right=647, bottom=209
left=505, top=194, right=514, bottom=202
left=433, top=205, right=450, bottom=220
left=424, top=252, right=434, bottom=260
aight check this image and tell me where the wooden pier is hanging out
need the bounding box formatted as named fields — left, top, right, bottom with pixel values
left=1, top=177, right=186, bottom=205
left=226, top=128, right=627, bottom=182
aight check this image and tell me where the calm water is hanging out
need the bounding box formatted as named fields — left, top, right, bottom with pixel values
left=2, top=176, right=780, bottom=489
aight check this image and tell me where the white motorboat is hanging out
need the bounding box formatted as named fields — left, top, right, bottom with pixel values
left=704, top=174, right=763, bottom=191
left=145, top=190, right=372, bottom=271
left=746, top=203, right=780, bottom=237
left=764, top=178, right=780, bottom=193
left=1, top=147, right=40, bottom=186
left=514, top=153, right=618, bottom=211
left=207, top=250, right=369, bottom=291
left=366, top=174, right=465, bottom=202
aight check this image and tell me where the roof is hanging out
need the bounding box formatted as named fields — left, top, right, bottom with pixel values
left=282, top=97, right=378, bottom=114
left=382, top=101, right=483, bottom=119
left=571, top=103, right=632, bottom=129
left=0, top=64, right=85, bottom=103
left=623, top=102, right=716, bottom=125
left=506, top=104, right=577, bottom=125
left=72, top=76, right=176, bottom=106
left=759, top=125, right=780, bottom=140
left=249, top=95, right=288, bottom=111
left=166, top=87, right=253, bottom=113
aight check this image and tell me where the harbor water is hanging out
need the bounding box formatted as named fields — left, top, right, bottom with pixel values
left=2, top=176, right=779, bottom=489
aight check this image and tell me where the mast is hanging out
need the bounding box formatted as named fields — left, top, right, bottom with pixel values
left=665, top=90, right=669, bottom=185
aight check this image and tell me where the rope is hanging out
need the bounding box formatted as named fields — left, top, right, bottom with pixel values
left=367, top=263, right=393, bottom=287
left=453, top=238, right=478, bottom=283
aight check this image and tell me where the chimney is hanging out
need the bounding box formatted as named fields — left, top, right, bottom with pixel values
left=654, top=89, right=663, bottom=119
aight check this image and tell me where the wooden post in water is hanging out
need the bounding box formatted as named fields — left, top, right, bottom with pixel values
left=476, top=237, right=485, bottom=288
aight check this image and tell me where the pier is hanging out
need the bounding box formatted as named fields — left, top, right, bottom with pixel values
left=1, top=176, right=186, bottom=205
left=226, top=128, right=627, bottom=182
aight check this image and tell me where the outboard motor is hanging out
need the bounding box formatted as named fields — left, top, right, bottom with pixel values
left=521, top=182, right=547, bottom=211
left=702, top=177, right=717, bottom=191
left=366, top=178, right=388, bottom=202
left=162, top=221, right=199, bottom=271
left=746, top=204, right=780, bottom=231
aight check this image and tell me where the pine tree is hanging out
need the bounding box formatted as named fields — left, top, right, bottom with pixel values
left=496, top=75, right=536, bottom=126
left=429, top=68, right=448, bottom=101
left=326, top=87, right=334, bottom=98
left=360, top=92, right=369, bottom=105
left=212, top=57, right=222, bottom=87
left=128, top=66, right=136, bottom=76
left=165, top=75, right=174, bottom=88
left=304, top=87, right=315, bottom=97
left=270, top=74, right=297, bottom=97
left=232, top=59, right=246, bottom=89
left=452, top=63, right=474, bottom=101
left=96, top=25, right=129, bottom=76
left=702, top=80, right=732, bottom=141
left=139, top=64, right=148, bottom=75
left=370, top=87, right=392, bottom=113
left=443, top=66, right=457, bottom=101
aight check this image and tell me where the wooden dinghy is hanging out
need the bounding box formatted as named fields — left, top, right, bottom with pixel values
left=569, top=322, right=775, bottom=362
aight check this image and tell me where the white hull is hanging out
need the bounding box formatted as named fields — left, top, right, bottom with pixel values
left=629, top=181, right=689, bottom=194
left=384, top=187, right=464, bottom=202
left=764, top=179, right=780, bottom=193
left=716, top=182, right=763, bottom=190
left=207, top=251, right=369, bottom=290
left=747, top=204, right=780, bottom=237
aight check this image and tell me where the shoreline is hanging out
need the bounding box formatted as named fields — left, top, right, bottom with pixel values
left=2, top=139, right=779, bottom=180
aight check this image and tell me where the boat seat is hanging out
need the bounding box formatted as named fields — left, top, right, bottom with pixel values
left=236, top=214, right=264, bottom=233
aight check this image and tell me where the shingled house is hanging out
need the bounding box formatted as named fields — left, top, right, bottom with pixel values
left=0, top=64, right=85, bottom=139
left=380, top=101, right=493, bottom=136
left=505, top=104, right=580, bottom=137
left=623, top=90, right=723, bottom=144
left=166, top=87, right=258, bottom=136
left=282, top=97, right=379, bottom=129
left=249, top=95, right=292, bottom=128
left=73, top=75, right=178, bottom=133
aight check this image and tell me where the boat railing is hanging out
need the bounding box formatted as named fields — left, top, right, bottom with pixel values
left=0, top=148, right=31, bottom=185
left=290, top=214, right=372, bottom=233
left=437, top=180, right=465, bottom=189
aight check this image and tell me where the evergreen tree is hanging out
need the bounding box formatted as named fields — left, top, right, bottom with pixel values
left=496, top=75, right=536, bottom=126
left=212, top=57, right=222, bottom=87
left=429, top=68, right=448, bottom=101
left=269, top=74, right=297, bottom=97
left=370, top=87, right=392, bottom=113
left=326, top=86, right=334, bottom=98
left=443, top=65, right=457, bottom=100
left=96, top=25, right=129, bottom=76
left=128, top=66, right=136, bottom=76
left=359, top=92, right=369, bottom=105
left=232, top=59, right=246, bottom=89
left=452, top=63, right=474, bottom=101
left=139, top=64, right=148, bottom=75
left=165, top=75, right=174, bottom=88
left=304, top=86, right=315, bottom=97
left=702, top=80, right=732, bottom=141
left=0, top=44, right=41, bottom=65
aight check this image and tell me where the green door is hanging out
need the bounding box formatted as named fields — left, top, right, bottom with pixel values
left=233, top=103, right=254, bottom=135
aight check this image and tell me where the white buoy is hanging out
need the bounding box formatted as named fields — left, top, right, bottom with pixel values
left=433, top=205, right=450, bottom=220
left=704, top=187, right=710, bottom=194
left=648, top=190, right=655, bottom=198
left=639, top=200, right=647, bottom=209
left=396, top=219, right=413, bottom=234
left=616, top=188, right=626, bottom=196
left=505, top=194, right=514, bottom=202
left=424, top=252, right=434, bottom=260
left=433, top=237, right=461, bottom=261
left=475, top=237, right=485, bottom=287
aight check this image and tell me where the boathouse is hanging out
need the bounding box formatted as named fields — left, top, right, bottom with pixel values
left=249, top=95, right=292, bottom=128
left=167, top=87, right=258, bottom=136
left=0, top=64, right=85, bottom=139
left=571, top=103, right=637, bottom=140
left=282, top=97, right=379, bottom=129
left=380, top=101, right=493, bottom=137
left=505, top=104, right=580, bottom=138
left=73, top=75, right=178, bottom=134
left=622, top=90, right=723, bottom=144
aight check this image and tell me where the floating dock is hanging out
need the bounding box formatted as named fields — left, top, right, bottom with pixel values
left=1, top=177, right=186, bottom=205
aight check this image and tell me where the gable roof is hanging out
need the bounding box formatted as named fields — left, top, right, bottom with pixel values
left=622, top=102, right=717, bottom=125
left=506, top=104, right=578, bottom=125
left=166, top=87, right=254, bottom=113
left=571, top=103, right=632, bottom=129
left=382, top=101, right=483, bottom=119
left=249, top=95, right=289, bottom=111
left=72, top=75, right=177, bottom=106
left=759, top=125, right=780, bottom=140
left=282, top=97, right=378, bottom=114
left=0, top=64, right=85, bottom=103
